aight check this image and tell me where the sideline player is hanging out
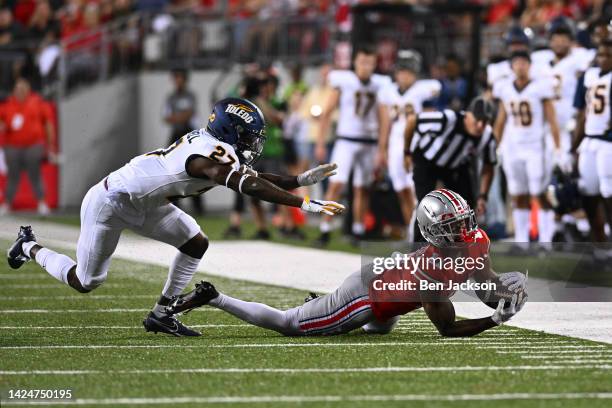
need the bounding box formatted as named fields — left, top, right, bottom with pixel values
left=493, top=51, right=562, bottom=244
left=314, top=47, right=391, bottom=245
left=533, top=18, right=594, bottom=160
left=572, top=39, right=612, bottom=254
left=168, top=189, right=528, bottom=338
left=6, top=98, right=344, bottom=337
left=377, top=50, right=441, bottom=240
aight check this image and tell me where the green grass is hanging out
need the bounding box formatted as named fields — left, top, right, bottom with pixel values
left=1, top=238, right=611, bottom=407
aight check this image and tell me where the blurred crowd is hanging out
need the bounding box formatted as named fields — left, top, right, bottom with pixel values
left=1, top=0, right=610, bottom=98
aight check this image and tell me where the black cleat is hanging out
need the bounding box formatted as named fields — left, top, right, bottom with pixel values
left=142, top=312, right=201, bottom=337
left=222, top=226, right=242, bottom=239
left=7, top=226, right=36, bottom=269
left=304, top=292, right=319, bottom=303
left=251, top=229, right=271, bottom=240
left=166, top=281, right=219, bottom=315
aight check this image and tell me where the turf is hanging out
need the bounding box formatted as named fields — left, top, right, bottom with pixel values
left=1, top=238, right=611, bottom=408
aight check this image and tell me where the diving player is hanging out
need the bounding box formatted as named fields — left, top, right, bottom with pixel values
left=493, top=51, right=562, bottom=244
left=314, top=47, right=392, bottom=245
left=168, top=189, right=528, bottom=338
left=6, top=98, right=344, bottom=337
left=377, top=50, right=441, bottom=240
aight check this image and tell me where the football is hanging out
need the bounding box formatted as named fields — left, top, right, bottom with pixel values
left=476, top=276, right=526, bottom=310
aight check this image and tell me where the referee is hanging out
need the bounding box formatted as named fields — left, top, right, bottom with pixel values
left=404, top=96, right=497, bottom=241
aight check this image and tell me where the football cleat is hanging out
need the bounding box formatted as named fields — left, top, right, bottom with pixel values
left=7, top=226, right=36, bottom=269
left=142, top=312, right=201, bottom=337
left=166, top=281, right=219, bottom=315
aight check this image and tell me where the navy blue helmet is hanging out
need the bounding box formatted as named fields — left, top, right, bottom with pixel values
left=206, top=98, right=266, bottom=166
left=547, top=16, right=575, bottom=39
left=504, top=26, right=531, bottom=46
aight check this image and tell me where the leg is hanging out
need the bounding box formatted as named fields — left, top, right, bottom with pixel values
left=318, top=140, right=354, bottom=242
left=24, top=182, right=123, bottom=292
left=527, top=148, right=554, bottom=243
left=502, top=154, right=530, bottom=242
left=209, top=293, right=300, bottom=335
left=3, top=147, right=23, bottom=205
left=297, top=270, right=374, bottom=335
left=412, top=160, right=439, bottom=242
left=23, top=144, right=45, bottom=201
left=596, top=142, right=612, bottom=235
left=578, top=143, right=607, bottom=242
left=362, top=316, right=400, bottom=334
left=351, top=144, right=377, bottom=238
left=135, top=204, right=206, bottom=311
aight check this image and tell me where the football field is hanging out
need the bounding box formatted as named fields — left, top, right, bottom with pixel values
left=1, top=237, right=612, bottom=407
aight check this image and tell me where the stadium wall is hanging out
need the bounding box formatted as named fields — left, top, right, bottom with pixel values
left=59, top=76, right=140, bottom=208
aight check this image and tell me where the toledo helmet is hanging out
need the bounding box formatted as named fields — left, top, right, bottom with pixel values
left=206, top=98, right=266, bottom=166
left=416, top=189, right=478, bottom=247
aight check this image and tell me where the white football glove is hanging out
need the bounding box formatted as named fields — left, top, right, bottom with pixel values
left=554, top=151, right=574, bottom=174
left=301, top=196, right=345, bottom=216
left=239, top=164, right=258, bottom=177
left=498, top=270, right=528, bottom=293
left=297, top=163, right=338, bottom=186
left=491, top=294, right=527, bottom=325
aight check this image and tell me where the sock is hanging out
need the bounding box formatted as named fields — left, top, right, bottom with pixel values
left=320, top=221, right=331, bottom=233
left=152, top=303, right=169, bottom=318
left=22, top=241, right=37, bottom=258
left=352, top=222, right=365, bottom=236
left=161, top=252, right=201, bottom=299
left=34, top=248, right=76, bottom=285
left=513, top=209, right=530, bottom=242
left=538, top=209, right=555, bottom=243
left=209, top=293, right=292, bottom=334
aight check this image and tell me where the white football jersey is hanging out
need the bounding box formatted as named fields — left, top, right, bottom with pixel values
left=329, top=70, right=392, bottom=139
left=108, top=129, right=240, bottom=209
left=487, top=58, right=549, bottom=87
left=535, top=48, right=593, bottom=124
left=493, top=77, right=555, bottom=145
left=377, top=79, right=441, bottom=138
left=583, top=67, right=611, bottom=137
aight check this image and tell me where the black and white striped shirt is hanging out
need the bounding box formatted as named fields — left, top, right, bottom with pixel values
left=410, top=109, right=497, bottom=169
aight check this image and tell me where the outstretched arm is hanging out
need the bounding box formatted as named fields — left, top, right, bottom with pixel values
left=187, top=156, right=344, bottom=215
left=421, top=297, right=498, bottom=337
left=243, top=163, right=338, bottom=190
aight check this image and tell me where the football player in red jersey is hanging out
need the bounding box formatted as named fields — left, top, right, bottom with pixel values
left=169, top=189, right=528, bottom=337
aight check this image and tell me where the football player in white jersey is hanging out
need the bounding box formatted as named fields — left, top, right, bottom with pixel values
left=572, top=39, right=612, bottom=247
left=487, top=26, right=549, bottom=91
left=493, top=51, right=562, bottom=245
left=377, top=50, right=441, bottom=240
left=314, top=47, right=392, bottom=245
left=533, top=18, right=594, bottom=157
left=7, top=98, right=344, bottom=337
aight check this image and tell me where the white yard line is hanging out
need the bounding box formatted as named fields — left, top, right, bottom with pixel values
left=3, top=342, right=608, bottom=350
left=1, top=217, right=611, bottom=343
left=2, top=393, right=612, bottom=405
left=0, top=365, right=610, bottom=376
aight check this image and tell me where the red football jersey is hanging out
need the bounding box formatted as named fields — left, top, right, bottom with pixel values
left=369, top=228, right=490, bottom=321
